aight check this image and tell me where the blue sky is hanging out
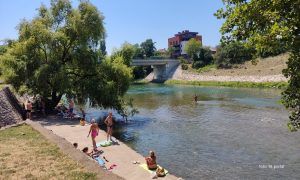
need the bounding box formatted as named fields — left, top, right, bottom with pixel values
left=0, top=0, right=224, bottom=54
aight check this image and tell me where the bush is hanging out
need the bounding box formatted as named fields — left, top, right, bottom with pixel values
left=197, top=64, right=217, bottom=73
left=215, top=42, right=255, bottom=68
left=181, top=64, right=188, bottom=70
left=192, top=61, right=205, bottom=69
left=132, top=66, right=152, bottom=79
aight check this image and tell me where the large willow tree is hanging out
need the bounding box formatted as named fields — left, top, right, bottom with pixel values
left=0, top=0, right=132, bottom=110
left=215, top=0, right=300, bottom=130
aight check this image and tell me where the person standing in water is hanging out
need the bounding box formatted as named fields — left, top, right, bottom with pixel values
left=68, top=99, right=74, bottom=119
left=194, top=95, right=198, bottom=103
left=87, top=119, right=99, bottom=151
left=104, top=112, right=113, bottom=142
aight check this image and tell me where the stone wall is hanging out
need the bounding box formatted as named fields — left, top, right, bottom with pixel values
left=0, top=87, right=25, bottom=128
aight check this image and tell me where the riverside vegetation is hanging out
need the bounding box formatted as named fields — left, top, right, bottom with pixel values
left=165, top=80, right=288, bottom=89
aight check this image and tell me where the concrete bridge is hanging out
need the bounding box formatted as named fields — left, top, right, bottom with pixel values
left=131, top=59, right=180, bottom=82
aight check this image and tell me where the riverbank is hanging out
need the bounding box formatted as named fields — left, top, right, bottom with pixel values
left=0, top=123, right=111, bottom=179
left=164, top=53, right=289, bottom=88
left=165, top=79, right=288, bottom=89
left=35, top=116, right=178, bottom=180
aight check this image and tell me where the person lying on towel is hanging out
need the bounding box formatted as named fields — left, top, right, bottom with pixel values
left=145, top=150, right=158, bottom=170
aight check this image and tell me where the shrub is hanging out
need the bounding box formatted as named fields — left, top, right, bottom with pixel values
left=215, top=42, right=255, bottom=68
left=181, top=64, right=188, bottom=70
left=192, top=61, right=205, bottom=69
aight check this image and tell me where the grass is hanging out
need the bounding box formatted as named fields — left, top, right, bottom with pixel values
left=0, top=124, right=97, bottom=180
left=165, top=79, right=288, bottom=89
left=196, top=64, right=217, bottom=73
left=132, top=79, right=150, bottom=84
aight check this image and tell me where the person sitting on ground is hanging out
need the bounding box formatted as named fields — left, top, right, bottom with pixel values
left=80, top=118, right=86, bottom=126
left=82, top=147, right=103, bottom=158
left=146, top=150, right=158, bottom=170
left=73, top=143, right=78, bottom=148
left=79, top=108, right=86, bottom=126
left=82, top=147, right=93, bottom=156
left=87, top=119, right=99, bottom=151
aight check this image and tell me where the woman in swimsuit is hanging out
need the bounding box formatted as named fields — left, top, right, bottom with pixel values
left=146, top=151, right=158, bottom=170
left=87, top=119, right=99, bottom=151
left=104, top=112, right=113, bottom=142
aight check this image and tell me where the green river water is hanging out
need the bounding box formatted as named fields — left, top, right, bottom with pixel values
left=88, top=84, right=300, bottom=179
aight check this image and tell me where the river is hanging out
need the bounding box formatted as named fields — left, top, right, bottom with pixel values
left=88, top=83, right=300, bottom=179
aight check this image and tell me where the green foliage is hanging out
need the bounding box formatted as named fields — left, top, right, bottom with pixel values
left=111, top=42, right=135, bottom=66
left=181, top=64, right=188, bottom=70
left=165, top=80, right=288, bottom=89
left=184, top=39, right=213, bottom=69
left=0, top=0, right=132, bottom=111
left=140, top=39, right=156, bottom=58
left=215, top=0, right=300, bottom=129
left=287, top=121, right=297, bottom=132
left=184, top=38, right=202, bottom=60
left=192, top=61, right=205, bottom=69
left=214, top=42, right=255, bottom=68
left=197, top=64, right=217, bottom=73
left=117, top=98, right=139, bottom=121
left=0, top=45, right=7, bottom=55
left=195, top=47, right=213, bottom=65
left=168, top=46, right=176, bottom=57
left=132, top=44, right=144, bottom=59
left=0, top=45, right=7, bottom=76
left=178, top=56, right=188, bottom=64
left=132, top=66, right=152, bottom=79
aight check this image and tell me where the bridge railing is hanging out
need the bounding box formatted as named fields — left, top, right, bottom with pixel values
left=132, top=56, right=173, bottom=60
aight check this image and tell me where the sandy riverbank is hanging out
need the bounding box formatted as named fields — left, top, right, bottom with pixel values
left=34, top=116, right=178, bottom=180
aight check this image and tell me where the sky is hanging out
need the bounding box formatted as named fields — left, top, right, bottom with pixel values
left=0, top=0, right=225, bottom=54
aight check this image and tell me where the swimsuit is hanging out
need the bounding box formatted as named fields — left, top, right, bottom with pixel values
left=91, top=129, right=98, bottom=138
left=107, top=124, right=113, bottom=128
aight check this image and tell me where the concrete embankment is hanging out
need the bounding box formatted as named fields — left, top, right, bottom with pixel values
left=0, top=87, right=178, bottom=179
left=0, top=87, right=25, bottom=128
left=170, top=64, right=287, bottom=83
left=35, top=116, right=178, bottom=180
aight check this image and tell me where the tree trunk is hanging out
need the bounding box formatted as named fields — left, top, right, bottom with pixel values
left=45, top=90, right=63, bottom=113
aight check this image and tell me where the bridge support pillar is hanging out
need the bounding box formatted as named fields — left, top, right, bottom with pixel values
left=153, top=65, right=167, bottom=82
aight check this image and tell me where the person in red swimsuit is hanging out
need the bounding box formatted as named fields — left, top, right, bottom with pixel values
left=146, top=151, right=158, bottom=170
left=87, top=119, right=99, bottom=151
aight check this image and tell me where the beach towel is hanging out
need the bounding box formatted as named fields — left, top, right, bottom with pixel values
left=96, top=141, right=112, bottom=147
left=95, top=157, right=105, bottom=166
left=139, top=164, right=169, bottom=174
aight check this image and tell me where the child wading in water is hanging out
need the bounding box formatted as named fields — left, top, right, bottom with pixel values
left=87, top=119, right=99, bottom=151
